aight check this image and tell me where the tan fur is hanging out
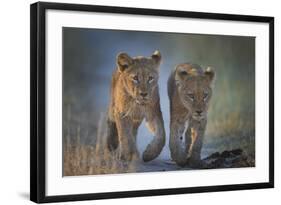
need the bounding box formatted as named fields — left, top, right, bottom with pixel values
left=107, top=51, right=165, bottom=162
left=168, top=63, right=215, bottom=167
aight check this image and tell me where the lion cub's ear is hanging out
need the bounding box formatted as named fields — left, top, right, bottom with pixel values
left=204, top=67, right=215, bottom=83
left=175, top=64, right=189, bottom=83
left=151, top=50, right=162, bottom=69
left=116, top=52, right=133, bottom=72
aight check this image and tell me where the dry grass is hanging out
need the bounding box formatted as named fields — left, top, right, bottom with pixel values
left=63, top=113, right=137, bottom=176
left=203, top=76, right=255, bottom=160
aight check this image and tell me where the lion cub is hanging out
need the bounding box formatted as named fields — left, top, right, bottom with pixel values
left=107, top=51, right=166, bottom=162
left=168, top=63, right=215, bottom=167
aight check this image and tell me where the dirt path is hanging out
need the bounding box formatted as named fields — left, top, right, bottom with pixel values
left=137, top=149, right=254, bottom=172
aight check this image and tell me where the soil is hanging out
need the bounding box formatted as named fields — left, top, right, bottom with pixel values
left=137, top=148, right=255, bottom=172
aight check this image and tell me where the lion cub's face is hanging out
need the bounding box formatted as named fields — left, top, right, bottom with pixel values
left=175, top=63, right=215, bottom=121
left=116, top=50, right=161, bottom=105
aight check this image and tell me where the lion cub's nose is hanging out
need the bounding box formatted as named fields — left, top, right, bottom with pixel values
left=196, top=110, right=203, bottom=115
left=140, top=92, right=148, bottom=98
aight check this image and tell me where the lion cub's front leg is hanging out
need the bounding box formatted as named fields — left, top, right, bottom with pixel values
left=115, top=115, right=139, bottom=161
left=186, top=119, right=207, bottom=167
left=169, top=116, right=207, bottom=167
left=169, top=115, right=190, bottom=167
left=143, top=110, right=166, bottom=162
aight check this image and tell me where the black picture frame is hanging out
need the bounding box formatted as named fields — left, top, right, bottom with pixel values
left=30, top=1, right=274, bottom=203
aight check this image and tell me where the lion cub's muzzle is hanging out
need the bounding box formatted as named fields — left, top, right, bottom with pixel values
left=192, top=110, right=206, bottom=121
left=136, top=92, right=150, bottom=105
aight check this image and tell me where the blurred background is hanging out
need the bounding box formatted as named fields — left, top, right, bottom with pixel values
left=63, top=27, right=255, bottom=174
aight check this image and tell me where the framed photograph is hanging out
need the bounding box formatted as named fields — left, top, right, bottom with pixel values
left=30, top=1, right=274, bottom=203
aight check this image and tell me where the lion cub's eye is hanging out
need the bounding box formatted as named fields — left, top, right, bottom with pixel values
left=187, top=93, right=195, bottom=101
left=203, top=92, right=208, bottom=101
left=148, top=76, right=154, bottom=83
left=132, top=75, right=139, bottom=83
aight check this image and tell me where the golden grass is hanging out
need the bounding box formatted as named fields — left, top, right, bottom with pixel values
left=63, top=114, right=137, bottom=176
